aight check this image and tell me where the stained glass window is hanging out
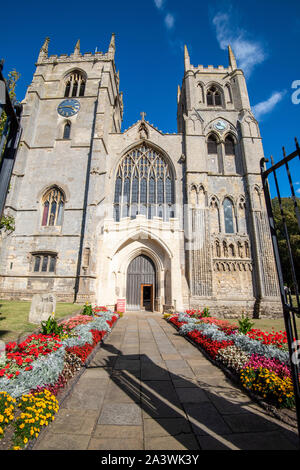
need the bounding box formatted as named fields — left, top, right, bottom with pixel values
left=113, top=144, right=175, bottom=221
left=42, top=187, right=64, bottom=226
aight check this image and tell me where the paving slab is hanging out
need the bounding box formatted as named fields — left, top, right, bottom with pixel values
left=34, top=432, right=90, bottom=450
left=92, top=424, right=143, bottom=439
left=88, top=437, right=144, bottom=450
left=175, top=387, right=210, bottom=404
left=47, top=409, right=98, bottom=435
left=184, top=403, right=234, bottom=436
left=143, top=417, right=192, bottom=437
left=63, top=385, right=106, bottom=410
left=222, top=412, right=280, bottom=433
left=145, top=434, right=200, bottom=450
left=98, top=403, right=142, bottom=425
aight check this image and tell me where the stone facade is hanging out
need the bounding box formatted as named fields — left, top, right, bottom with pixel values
left=0, top=37, right=282, bottom=317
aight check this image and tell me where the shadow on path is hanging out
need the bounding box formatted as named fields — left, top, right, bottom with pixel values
left=88, top=341, right=299, bottom=451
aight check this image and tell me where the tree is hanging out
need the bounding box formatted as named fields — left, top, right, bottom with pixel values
left=0, top=69, right=20, bottom=233
left=272, top=197, right=300, bottom=292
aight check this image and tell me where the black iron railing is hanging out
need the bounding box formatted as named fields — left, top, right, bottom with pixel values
left=0, top=60, right=23, bottom=220
left=260, top=137, right=300, bottom=444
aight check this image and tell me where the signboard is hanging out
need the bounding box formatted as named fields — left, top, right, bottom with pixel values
left=116, top=298, right=126, bottom=313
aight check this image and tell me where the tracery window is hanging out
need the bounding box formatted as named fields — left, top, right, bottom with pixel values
left=207, top=86, right=222, bottom=106
left=64, top=70, right=86, bottom=98
left=42, top=187, right=65, bottom=226
left=113, top=144, right=175, bottom=221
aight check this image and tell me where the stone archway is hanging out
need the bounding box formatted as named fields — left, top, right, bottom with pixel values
left=95, top=226, right=185, bottom=313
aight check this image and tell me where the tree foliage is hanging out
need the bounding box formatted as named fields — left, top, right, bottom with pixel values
left=272, top=197, right=300, bottom=292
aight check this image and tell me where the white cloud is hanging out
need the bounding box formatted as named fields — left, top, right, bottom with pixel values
left=212, top=12, right=266, bottom=77
left=164, top=13, right=175, bottom=30
left=154, top=0, right=164, bottom=10
left=252, top=91, right=286, bottom=120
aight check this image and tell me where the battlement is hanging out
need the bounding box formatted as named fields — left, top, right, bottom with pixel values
left=184, top=44, right=239, bottom=76
left=36, top=35, right=115, bottom=65
left=37, top=51, right=111, bottom=65
left=191, top=64, right=232, bottom=74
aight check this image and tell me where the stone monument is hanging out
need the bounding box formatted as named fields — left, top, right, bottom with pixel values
left=28, top=293, right=56, bottom=325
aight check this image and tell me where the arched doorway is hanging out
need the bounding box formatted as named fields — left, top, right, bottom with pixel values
left=126, top=254, right=156, bottom=311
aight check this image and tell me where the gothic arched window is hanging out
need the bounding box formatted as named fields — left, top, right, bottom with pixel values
left=223, top=198, right=234, bottom=234
left=207, top=134, right=218, bottom=155
left=63, top=122, right=71, bottom=139
left=113, top=144, right=175, bottom=222
left=42, top=187, right=65, bottom=226
left=207, top=134, right=220, bottom=173
left=64, top=70, right=86, bottom=98
left=207, top=86, right=222, bottom=106
left=225, top=135, right=235, bottom=156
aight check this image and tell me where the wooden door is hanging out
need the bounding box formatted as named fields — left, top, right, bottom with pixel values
left=126, top=255, right=155, bottom=310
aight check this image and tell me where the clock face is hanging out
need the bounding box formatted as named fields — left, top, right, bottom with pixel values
left=57, top=99, right=80, bottom=117
left=214, top=120, right=227, bottom=131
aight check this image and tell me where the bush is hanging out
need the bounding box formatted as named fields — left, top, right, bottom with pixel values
left=201, top=307, right=210, bottom=318
left=40, top=316, right=64, bottom=338
left=82, top=302, right=93, bottom=316
left=238, top=315, right=254, bottom=335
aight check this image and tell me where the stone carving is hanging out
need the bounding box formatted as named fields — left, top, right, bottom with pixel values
left=28, top=293, right=56, bottom=325
left=213, top=237, right=251, bottom=260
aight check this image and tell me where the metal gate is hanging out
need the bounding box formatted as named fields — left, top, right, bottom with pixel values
left=126, top=255, right=156, bottom=310
left=260, top=137, right=300, bottom=444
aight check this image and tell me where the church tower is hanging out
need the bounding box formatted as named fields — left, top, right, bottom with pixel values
left=177, top=45, right=281, bottom=317
left=0, top=36, right=123, bottom=302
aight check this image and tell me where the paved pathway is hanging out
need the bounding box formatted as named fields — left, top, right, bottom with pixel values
left=34, top=312, right=299, bottom=450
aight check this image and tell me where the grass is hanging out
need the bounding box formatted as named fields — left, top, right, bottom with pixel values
left=227, top=316, right=300, bottom=337
left=0, top=300, right=83, bottom=343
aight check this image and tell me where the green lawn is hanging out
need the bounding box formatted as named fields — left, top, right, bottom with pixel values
left=227, top=316, right=300, bottom=337
left=0, top=300, right=83, bottom=343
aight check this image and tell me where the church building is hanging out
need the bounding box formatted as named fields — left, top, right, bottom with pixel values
left=0, top=35, right=282, bottom=317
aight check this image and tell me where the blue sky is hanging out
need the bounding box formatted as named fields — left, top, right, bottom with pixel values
left=1, top=0, right=300, bottom=197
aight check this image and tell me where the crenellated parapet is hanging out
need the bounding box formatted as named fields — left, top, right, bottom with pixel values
left=36, top=34, right=116, bottom=66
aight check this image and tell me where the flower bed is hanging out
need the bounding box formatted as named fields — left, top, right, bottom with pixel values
left=165, top=311, right=295, bottom=410
left=0, top=306, right=120, bottom=449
